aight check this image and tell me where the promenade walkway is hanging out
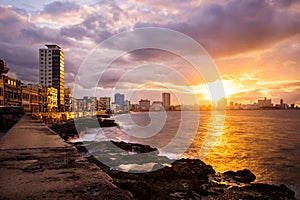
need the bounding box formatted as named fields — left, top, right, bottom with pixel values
left=0, top=115, right=131, bottom=200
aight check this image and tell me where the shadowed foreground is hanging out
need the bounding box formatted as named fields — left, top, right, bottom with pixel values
left=0, top=115, right=132, bottom=200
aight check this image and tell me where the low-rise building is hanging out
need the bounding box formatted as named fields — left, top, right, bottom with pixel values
left=124, top=100, right=131, bottom=112
left=258, top=97, right=273, bottom=109
left=139, top=99, right=150, bottom=111
left=64, top=88, right=72, bottom=112
left=39, top=86, right=48, bottom=112
left=47, top=87, right=58, bottom=112
left=97, top=97, right=111, bottom=112
left=150, top=101, right=163, bottom=111
left=4, top=76, right=22, bottom=106
left=0, top=59, right=9, bottom=106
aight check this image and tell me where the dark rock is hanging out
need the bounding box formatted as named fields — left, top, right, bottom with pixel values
left=241, top=183, right=296, bottom=200
left=223, top=169, right=256, bottom=183
left=111, top=141, right=158, bottom=153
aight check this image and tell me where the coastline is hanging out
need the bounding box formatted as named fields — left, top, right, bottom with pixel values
left=50, top=119, right=297, bottom=200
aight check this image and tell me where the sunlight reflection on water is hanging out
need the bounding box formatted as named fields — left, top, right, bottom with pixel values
left=190, top=110, right=300, bottom=198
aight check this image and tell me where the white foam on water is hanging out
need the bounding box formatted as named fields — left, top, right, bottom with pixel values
left=118, top=163, right=156, bottom=172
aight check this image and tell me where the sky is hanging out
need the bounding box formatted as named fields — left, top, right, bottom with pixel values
left=0, top=0, right=300, bottom=105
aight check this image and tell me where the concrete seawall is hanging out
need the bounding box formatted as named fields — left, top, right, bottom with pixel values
left=0, top=115, right=132, bottom=199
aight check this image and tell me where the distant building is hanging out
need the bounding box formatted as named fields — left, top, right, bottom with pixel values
left=131, top=104, right=139, bottom=112
left=139, top=99, right=150, bottom=111
left=229, top=101, right=234, bottom=110
left=3, top=76, right=22, bottom=106
left=90, top=97, right=98, bottom=111
left=21, top=84, right=39, bottom=113
left=98, top=97, right=111, bottom=112
left=39, top=45, right=65, bottom=111
left=151, top=101, right=163, bottom=111
left=124, top=100, right=131, bottom=112
left=257, top=97, right=273, bottom=109
left=46, top=87, right=58, bottom=112
left=64, top=88, right=72, bottom=112
left=115, top=93, right=124, bottom=110
left=111, top=102, right=122, bottom=113
left=162, top=93, right=171, bottom=110
left=0, top=59, right=9, bottom=105
left=39, top=86, right=48, bottom=112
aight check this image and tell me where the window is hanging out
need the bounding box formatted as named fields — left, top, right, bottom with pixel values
left=41, top=81, right=43, bottom=83
left=48, top=54, right=51, bottom=56
left=49, top=62, right=51, bottom=64
left=41, top=62, right=44, bottom=64
left=48, top=58, right=51, bottom=60
left=49, top=81, right=51, bottom=83
left=41, top=58, right=43, bottom=60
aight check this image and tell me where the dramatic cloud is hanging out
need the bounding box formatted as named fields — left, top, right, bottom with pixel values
left=135, top=0, right=300, bottom=57
left=0, top=0, right=299, bottom=104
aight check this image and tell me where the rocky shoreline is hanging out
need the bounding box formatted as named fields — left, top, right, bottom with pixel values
left=50, top=120, right=297, bottom=200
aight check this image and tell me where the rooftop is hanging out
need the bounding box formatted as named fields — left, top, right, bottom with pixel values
left=45, top=44, right=61, bottom=49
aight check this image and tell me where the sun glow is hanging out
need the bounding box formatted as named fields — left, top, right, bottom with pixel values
left=192, top=78, right=240, bottom=103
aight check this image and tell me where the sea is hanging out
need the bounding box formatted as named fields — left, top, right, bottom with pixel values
left=73, top=110, right=300, bottom=198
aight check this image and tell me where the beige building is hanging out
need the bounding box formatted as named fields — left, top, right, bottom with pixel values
left=98, top=97, right=111, bottom=112
left=64, top=88, right=72, bottom=111
left=21, top=84, right=40, bottom=113
left=258, top=97, right=273, bottom=108
left=151, top=101, right=163, bottom=111
left=47, top=87, right=58, bottom=112
left=3, top=76, right=22, bottom=106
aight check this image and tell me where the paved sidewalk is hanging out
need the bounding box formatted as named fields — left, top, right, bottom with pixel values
left=0, top=115, right=132, bottom=200
left=0, top=115, right=69, bottom=149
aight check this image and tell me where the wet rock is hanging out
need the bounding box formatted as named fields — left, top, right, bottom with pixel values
left=111, top=141, right=158, bottom=153
left=50, top=120, right=78, bottom=140
left=223, top=169, right=256, bottom=183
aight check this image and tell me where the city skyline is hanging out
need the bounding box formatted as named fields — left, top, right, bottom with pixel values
left=0, top=1, right=300, bottom=105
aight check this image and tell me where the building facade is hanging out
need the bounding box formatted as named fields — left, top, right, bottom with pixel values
left=64, top=88, right=72, bottom=112
left=151, top=101, right=163, bottom=111
left=162, top=92, right=171, bottom=110
left=39, top=45, right=64, bottom=110
left=124, top=100, right=131, bottom=112
left=0, top=59, right=9, bottom=105
left=139, top=99, right=150, bottom=111
left=3, top=76, right=22, bottom=106
left=115, top=93, right=124, bottom=110
left=98, top=97, right=111, bottom=112
left=258, top=97, right=273, bottom=109
left=46, top=87, right=58, bottom=112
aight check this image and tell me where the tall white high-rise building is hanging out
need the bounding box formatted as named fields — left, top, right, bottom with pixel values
left=39, top=45, right=65, bottom=110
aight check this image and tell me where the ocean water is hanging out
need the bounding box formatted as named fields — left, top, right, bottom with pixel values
left=75, top=110, right=300, bottom=198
